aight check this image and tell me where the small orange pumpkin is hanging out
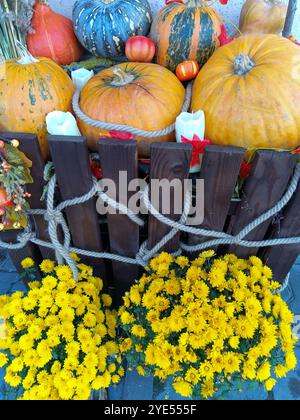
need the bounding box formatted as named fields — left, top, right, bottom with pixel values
left=176, top=60, right=199, bottom=81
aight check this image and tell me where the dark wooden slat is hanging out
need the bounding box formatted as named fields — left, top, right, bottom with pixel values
left=123, top=369, right=154, bottom=401
left=148, top=143, right=192, bottom=254
left=1, top=132, right=52, bottom=259
left=227, top=150, right=298, bottom=258
left=187, top=146, right=245, bottom=254
left=283, top=0, right=298, bottom=38
left=98, top=139, right=139, bottom=302
left=49, top=135, right=106, bottom=279
left=259, top=172, right=300, bottom=282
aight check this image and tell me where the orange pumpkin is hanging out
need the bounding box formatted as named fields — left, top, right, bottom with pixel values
left=77, top=63, right=185, bottom=157
left=0, top=49, right=75, bottom=159
left=27, top=0, right=83, bottom=65
left=239, top=0, right=287, bottom=35
left=191, top=34, right=300, bottom=151
left=176, top=60, right=199, bottom=81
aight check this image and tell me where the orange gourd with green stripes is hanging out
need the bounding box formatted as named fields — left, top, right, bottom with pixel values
left=150, top=1, right=223, bottom=72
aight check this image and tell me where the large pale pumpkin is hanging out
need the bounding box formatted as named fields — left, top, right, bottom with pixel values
left=0, top=50, right=74, bottom=158
left=77, top=62, right=185, bottom=156
left=239, top=0, right=287, bottom=35
left=191, top=34, right=300, bottom=151
left=150, top=0, right=223, bottom=72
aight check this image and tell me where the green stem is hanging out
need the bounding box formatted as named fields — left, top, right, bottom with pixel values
left=233, top=53, right=256, bottom=76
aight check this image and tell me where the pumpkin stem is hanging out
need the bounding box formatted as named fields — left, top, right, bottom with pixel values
left=233, top=53, right=255, bottom=76
left=111, top=66, right=135, bottom=87
left=16, top=41, right=39, bottom=65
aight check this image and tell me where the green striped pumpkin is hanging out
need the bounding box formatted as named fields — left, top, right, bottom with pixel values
left=73, top=0, right=152, bottom=60
left=150, top=1, right=223, bottom=72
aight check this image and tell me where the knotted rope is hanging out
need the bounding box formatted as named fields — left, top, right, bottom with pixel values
left=0, top=161, right=300, bottom=293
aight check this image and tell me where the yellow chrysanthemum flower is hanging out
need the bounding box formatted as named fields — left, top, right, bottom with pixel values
left=173, top=379, right=192, bottom=398
left=69, top=253, right=81, bottom=262
left=119, top=338, right=132, bottom=353
left=40, top=260, right=55, bottom=274
left=185, top=367, right=200, bottom=385
left=0, top=352, right=8, bottom=368
left=265, top=378, right=277, bottom=391
left=275, top=364, right=289, bottom=379
left=201, top=379, right=215, bottom=399
left=256, top=361, right=271, bottom=382
left=137, top=366, right=146, bottom=376
left=175, top=256, right=189, bottom=269
left=142, top=291, right=156, bottom=309
left=285, top=352, right=297, bottom=370
left=42, top=276, right=57, bottom=290
left=199, top=361, right=214, bottom=380
left=21, top=258, right=34, bottom=269
left=131, top=325, right=146, bottom=338
left=165, top=278, right=181, bottom=295
left=129, top=285, right=141, bottom=305
left=102, top=294, right=112, bottom=308
left=223, top=353, right=241, bottom=375
left=55, top=265, right=73, bottom=281
left=229, top=336, right=240, bottom=350
left=120, top=311, right=135, bottom=325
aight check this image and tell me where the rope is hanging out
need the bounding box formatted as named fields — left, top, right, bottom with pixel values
left=72, top=82, right=193, bottom=138
left=274, top=273, right=290, bottom=294
left=1, top=161, right=300, bottom=283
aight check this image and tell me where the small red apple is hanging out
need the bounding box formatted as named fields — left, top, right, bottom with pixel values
left=125, top=36, right=156, bottom=63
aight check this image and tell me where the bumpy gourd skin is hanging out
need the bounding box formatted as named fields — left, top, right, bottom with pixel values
left=73, top=0, right=152, bottom=60
left=239, top=0, right=287, bottom=35
left=0, top=57, right=74, bottom=159
left=191, top=34, right=300, bottom=151
left=150, top=1, right=223, bottom=72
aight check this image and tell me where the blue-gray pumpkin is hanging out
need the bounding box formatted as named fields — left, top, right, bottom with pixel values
left=73, top=0, right=152, bottom=60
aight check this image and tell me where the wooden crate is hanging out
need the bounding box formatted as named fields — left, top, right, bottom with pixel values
left=1, top=132, right=300, bottom=302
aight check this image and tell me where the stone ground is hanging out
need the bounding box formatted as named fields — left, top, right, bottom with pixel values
left=0, top=251, right=299, bottom=400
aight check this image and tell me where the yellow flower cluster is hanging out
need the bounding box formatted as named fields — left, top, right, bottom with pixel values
left=118, top=252, right=298, bottom=399
left=0, top=256, right=122, bottom=400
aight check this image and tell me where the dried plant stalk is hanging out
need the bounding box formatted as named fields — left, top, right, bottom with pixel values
left=0, top=0, right=35, bottom=60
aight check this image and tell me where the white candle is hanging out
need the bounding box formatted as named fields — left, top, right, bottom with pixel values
left=176, top=110, right=206, bottom=173
left=71, top=68, right=94, bottom=91
left=176, top=110, right=205, bottom=143
left=46, top=111, right=82, bottom=136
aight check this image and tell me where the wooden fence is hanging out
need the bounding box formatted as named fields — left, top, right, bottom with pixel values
left=1, top=132, right=300, bottom=304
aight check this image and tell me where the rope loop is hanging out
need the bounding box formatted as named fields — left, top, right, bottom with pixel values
left=1, top=152, right=300, bottom=291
